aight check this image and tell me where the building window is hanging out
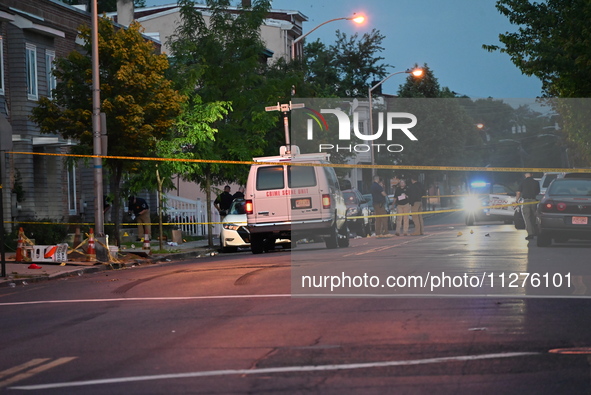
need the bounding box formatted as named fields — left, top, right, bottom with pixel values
left=67, top=164, right=77, bottom=215
left=26, top=44, right=38, bottom=100
left=45, top=50, right=56, bottom=98
left=0, top=36, right=4, bottom=95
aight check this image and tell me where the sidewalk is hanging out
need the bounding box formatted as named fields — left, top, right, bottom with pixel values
left=0, top=239, right=216, bottom=288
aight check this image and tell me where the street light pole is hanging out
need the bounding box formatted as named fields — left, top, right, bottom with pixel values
left=368, top=68, right=423, bottom=174
left=291, top=14, right=365, bottom=59
left=91, top=0, right=104, bottom=236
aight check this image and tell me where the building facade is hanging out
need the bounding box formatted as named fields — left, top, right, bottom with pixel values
left=0, top=0, right=96, bottom=233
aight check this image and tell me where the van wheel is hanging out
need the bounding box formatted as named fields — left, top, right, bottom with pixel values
left=264, top=237, right=276, bottom=252
left=338, top=224, right=350, bottom=248
left=325, top=224, right=339, bottom=249
left=251, top=234, right=265, bottom=254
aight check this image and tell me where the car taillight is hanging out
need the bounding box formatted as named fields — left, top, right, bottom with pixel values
left=245, top=200, right=253, bottom=214
left=541, top=200, right=555, bottom=212
left=541, top=200, right=567, bottom=213
left=322, top=194, right=331, bottom=209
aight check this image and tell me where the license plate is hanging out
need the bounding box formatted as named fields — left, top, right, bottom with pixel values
left=572, top=216, right=588, bottom=225
left=292, top=198, right=312, bottom=209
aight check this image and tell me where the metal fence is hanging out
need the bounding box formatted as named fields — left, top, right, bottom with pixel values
left=163, top=194, right=220, bottom=237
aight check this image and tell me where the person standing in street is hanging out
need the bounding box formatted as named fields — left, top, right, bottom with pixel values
left=371, top=175, right=389, bottom=237
left=408, top=175, right=426, bottom=235
left=128, top=195, right=151, bottom=242
left=214, top=185, right=233, bottom=218
left=516, top=172, right=541, bottom=240
left=232, top=186, right=245, bottom=201
left=393, top=179, right=411, bottom=236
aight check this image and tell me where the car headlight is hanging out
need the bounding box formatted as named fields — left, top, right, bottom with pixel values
left=346, top=207, right=359, bottom=216
left=223, top=224, right=241, bottom=231
left=464, top=196, right=483, bottom=212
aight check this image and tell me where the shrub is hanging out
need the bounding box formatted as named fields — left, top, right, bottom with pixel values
left=18, top=219, right=70, bottom=245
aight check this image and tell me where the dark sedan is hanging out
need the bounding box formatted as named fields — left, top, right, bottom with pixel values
left=536, top=178, right=591, bottom=247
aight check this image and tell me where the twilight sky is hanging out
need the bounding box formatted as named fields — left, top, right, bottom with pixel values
left=145, top=0, right=543, bottom=98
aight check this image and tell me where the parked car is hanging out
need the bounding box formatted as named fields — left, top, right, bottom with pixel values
left=220, top=199, right=250, bottom=253
left=536, top=178, right=591, bottom=247
left=342, top=188, right=371, bottom=237
left=220, top=199, right=290, bottom=253
left=463, top=181, right=518, bottom=226
left=539, top=172, right=560, bottom=197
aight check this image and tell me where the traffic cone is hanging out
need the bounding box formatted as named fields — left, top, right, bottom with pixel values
left=142, top=234, right=151, bottom=250
left=87, top=228, right=96, bottom=262
left=15, top=227, right=24, bottom=262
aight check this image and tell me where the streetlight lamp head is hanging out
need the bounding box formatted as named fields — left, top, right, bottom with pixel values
left=410, top=68, right=423, bottom=77
left=349, top=15, right=366, bottom=24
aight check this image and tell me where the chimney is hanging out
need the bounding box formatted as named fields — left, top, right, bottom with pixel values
left=117, top=0, right=134, bottom=27
left=242, top=0, right=252, bottom=8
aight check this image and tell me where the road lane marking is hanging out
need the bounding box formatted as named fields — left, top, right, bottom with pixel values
left=10, top=352, right=537, bottom=390
left=0, top=294, right=292, bottom=307
left=0, top=357, right=77, bottom=389
left=0, top=359, right=50, bottom=379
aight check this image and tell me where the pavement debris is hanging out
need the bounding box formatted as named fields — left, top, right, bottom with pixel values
left=1, top=239, right=215, bottom=287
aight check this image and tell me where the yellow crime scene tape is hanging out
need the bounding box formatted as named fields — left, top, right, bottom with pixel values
left=4, top=150, right=566, bottom=227
left=7, top=150, right=585, bottom=173
left=347, top=200, right=538, bottom=220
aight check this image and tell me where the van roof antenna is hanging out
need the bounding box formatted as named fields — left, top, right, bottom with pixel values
left=265, top=101, right=305, bottom=154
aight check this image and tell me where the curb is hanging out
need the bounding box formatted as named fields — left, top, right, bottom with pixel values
left=1, top=246, right=217, bottom=288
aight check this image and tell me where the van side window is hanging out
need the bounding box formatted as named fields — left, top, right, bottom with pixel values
left=256, top=166, right=285, bottom=190
left=288, top=166, right=317, bottom=188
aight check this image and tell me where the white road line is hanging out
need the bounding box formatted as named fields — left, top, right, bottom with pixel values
left=0, top=294, right=292, bottom=307
left=10, top=352, right=537, bottom=391
left=0, top=357, right=77, bottom=389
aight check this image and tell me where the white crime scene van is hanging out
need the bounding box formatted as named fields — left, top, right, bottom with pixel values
left=245, top=145, right=349, bottom=254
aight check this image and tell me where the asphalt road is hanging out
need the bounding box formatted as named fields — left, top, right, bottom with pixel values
left=1, top=211, right=591, bottom=394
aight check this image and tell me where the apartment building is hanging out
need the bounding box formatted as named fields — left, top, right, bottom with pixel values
left=0, top=0, right=94, bottom=231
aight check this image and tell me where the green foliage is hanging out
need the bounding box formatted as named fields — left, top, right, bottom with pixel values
left=166, top=0, right=293, bottom=186
left=19, top=219, right=70, bottom=245
left=300, top=29, right=391, bottom=98
left=397, top=64, right=441, bottom=98
left=30, top=18, right=186, bottom=243
left=484, top=0, right=591, bottom=98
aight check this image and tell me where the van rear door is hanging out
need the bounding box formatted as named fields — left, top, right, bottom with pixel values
left=252, top=165, right=290, bottom=224
left=288, top=164, right=322, bottom=225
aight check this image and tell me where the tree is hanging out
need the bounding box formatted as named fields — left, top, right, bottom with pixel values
left=31, top=19, right=185, bottom=245
left=391, top=65, right=485, bottom=189
left=484, top=0, right=591, bottom=165
left=166, top=0, right=294, bottom=246
left=484, top=0, right=591, bottom=98
left=300, top=29, right=391, bottom=98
